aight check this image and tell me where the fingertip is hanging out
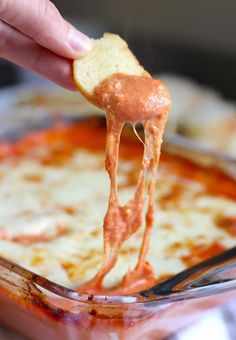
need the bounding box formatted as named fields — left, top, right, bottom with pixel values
left=68, top=27, right=92, bottom=57
left=48, top=59, right=78, bottom=92
left=63, top=79, right=78, bottom=92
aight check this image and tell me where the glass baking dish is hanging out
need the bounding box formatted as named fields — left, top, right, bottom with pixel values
left=0, top=107, right=235, bottom=340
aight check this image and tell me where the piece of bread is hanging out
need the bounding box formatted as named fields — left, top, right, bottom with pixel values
left=73, top=33, right=147, bottom=104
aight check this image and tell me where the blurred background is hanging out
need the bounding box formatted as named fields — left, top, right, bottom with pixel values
left=1, top=0, right=236, bottom=97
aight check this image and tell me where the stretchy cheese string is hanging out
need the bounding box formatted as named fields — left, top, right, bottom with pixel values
left=80, top=74, right=170, bottom=294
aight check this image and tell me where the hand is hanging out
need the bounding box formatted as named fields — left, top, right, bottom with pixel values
left=0, top=0, right=92, bottom=90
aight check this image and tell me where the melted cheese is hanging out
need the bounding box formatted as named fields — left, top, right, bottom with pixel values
left=0, top=132, right=235, bottom=290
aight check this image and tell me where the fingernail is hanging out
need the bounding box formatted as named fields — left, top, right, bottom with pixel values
left=68, top=27, right=92, bottom=56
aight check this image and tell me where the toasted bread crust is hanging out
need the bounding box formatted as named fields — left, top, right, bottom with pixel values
left=73, top=33, right=147, bottom=104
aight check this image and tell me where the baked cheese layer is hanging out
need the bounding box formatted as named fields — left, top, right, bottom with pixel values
left=0, top=122, right=235, bottom=289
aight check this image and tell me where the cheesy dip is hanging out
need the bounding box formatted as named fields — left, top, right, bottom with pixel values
left=0, top=118, right=235, bottom=291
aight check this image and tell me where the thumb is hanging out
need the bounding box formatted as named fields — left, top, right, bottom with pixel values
left=0, top=0, right=92, bottom=59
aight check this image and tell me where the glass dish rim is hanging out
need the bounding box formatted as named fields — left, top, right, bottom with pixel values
left=1, top=247, right=236, bottom=307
